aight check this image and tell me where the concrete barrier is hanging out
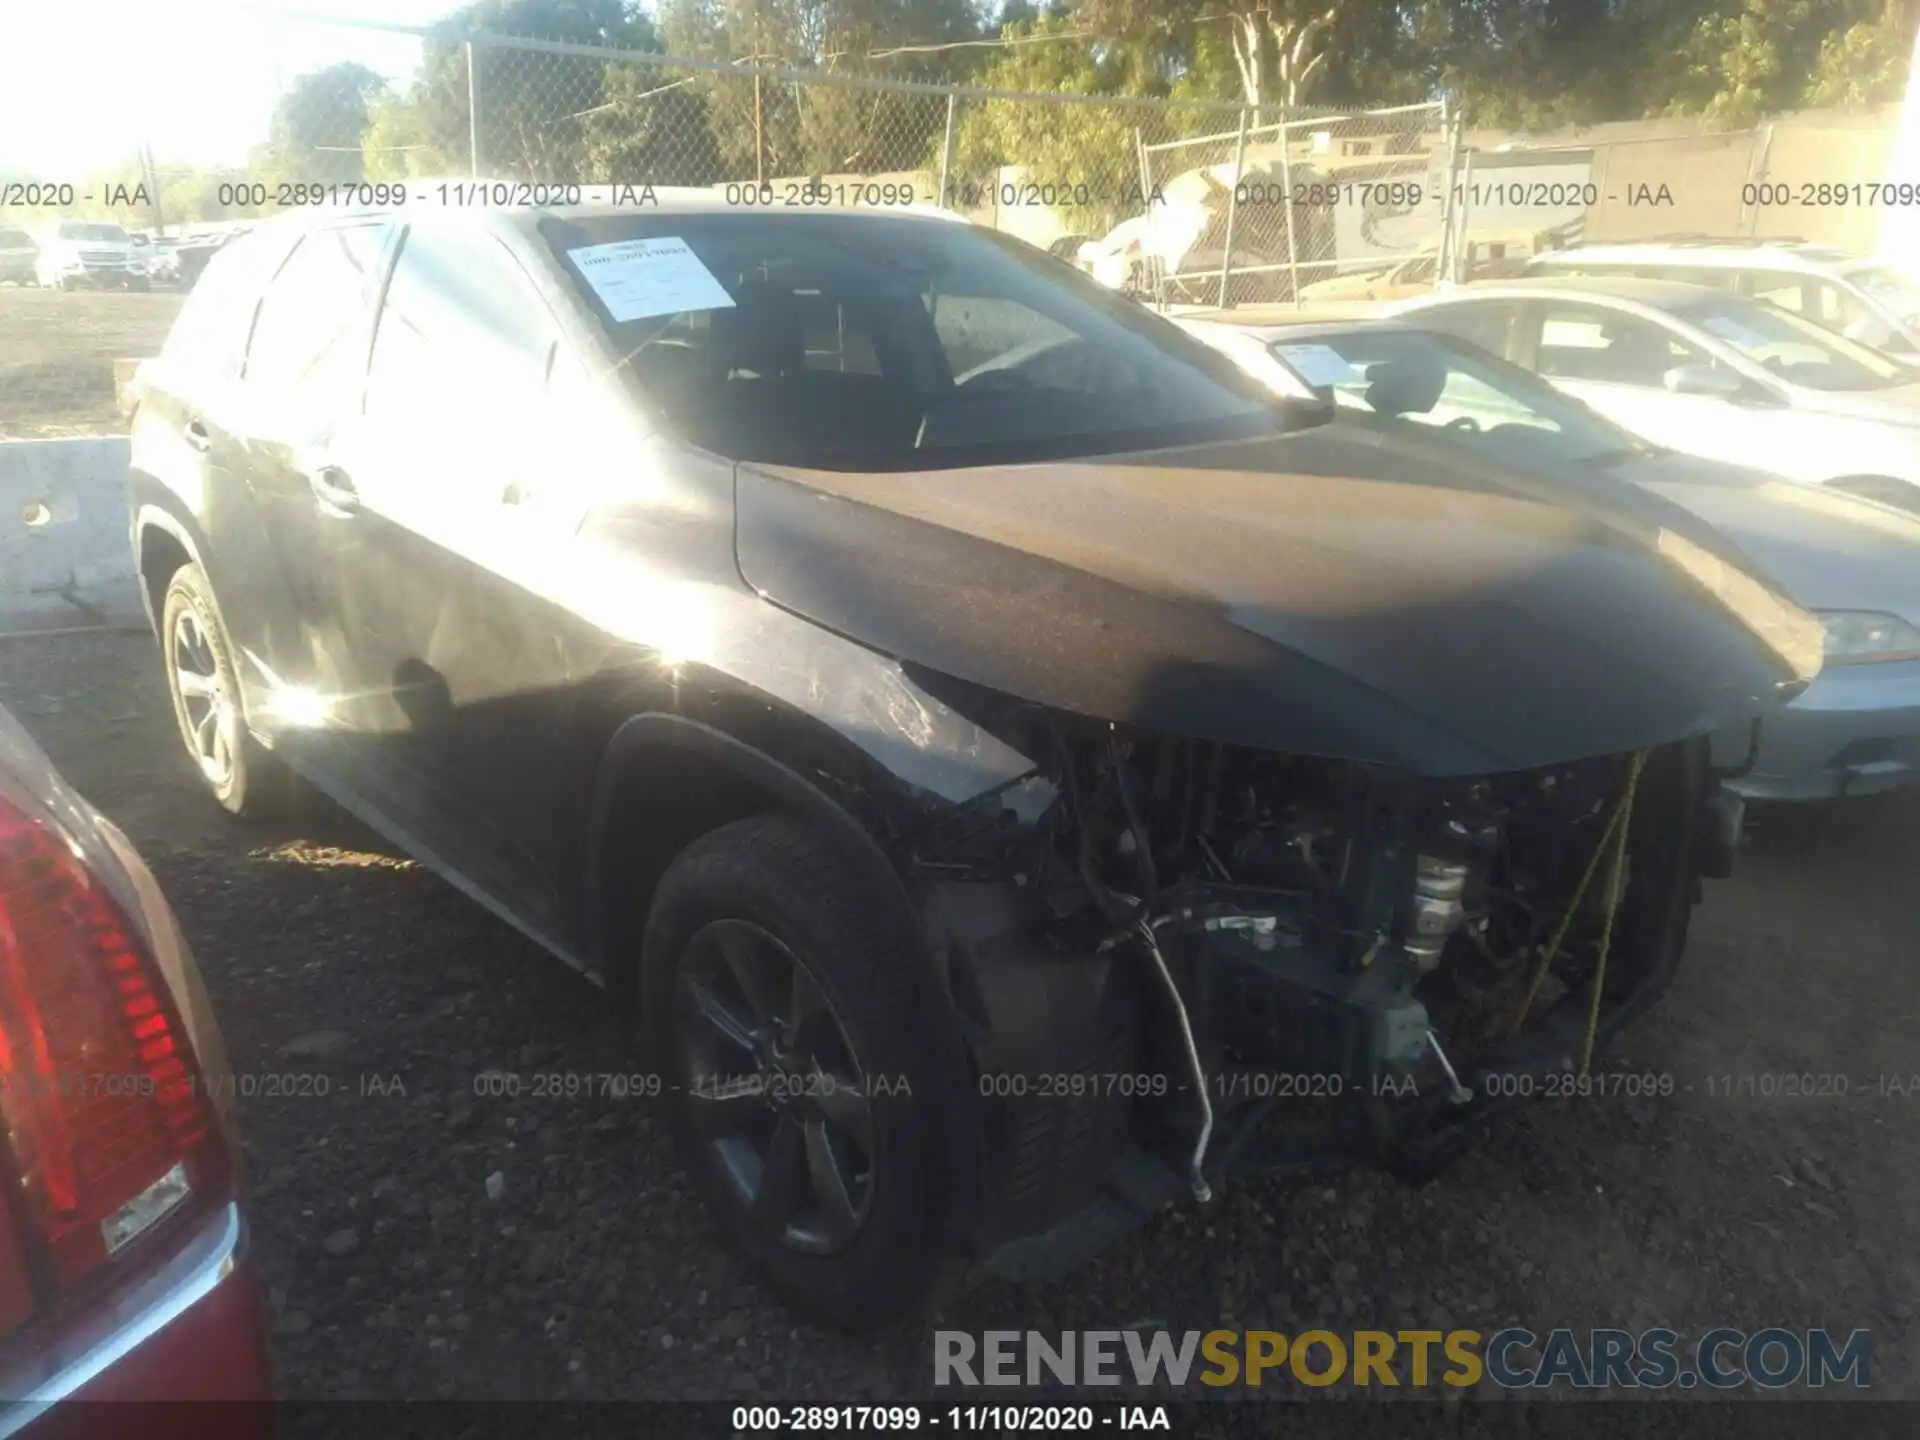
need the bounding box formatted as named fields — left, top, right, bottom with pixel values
left=0, top=437, right=146, bottom=635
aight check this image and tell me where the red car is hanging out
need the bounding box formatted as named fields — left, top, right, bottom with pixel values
left=0, top=704, right=272, bottom=1437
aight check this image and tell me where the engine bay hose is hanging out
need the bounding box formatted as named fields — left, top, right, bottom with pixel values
left=1134, top=917, right=1214, bottom=1204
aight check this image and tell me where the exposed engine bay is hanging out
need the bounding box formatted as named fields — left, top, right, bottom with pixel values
left=910, top=710, right=1733, bottom=1270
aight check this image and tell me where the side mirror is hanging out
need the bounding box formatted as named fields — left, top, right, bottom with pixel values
left=1663, top=363, right=1744, bottom=398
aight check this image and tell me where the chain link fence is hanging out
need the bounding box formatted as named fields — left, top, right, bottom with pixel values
left=461, top=37, right=1454, bottom=308
left=0, top=19, right=1456, bottom=436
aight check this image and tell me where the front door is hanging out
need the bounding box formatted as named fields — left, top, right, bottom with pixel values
left=1516, top=300, right=1797, bottom=475
left=225, top=220, right=397, bottom=729
left=320, top=219, right=603, bottom=940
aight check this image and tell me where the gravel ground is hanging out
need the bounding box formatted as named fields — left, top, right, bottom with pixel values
left=0, top=286, right=183, bottom=436
left=0, top=629, right=1915, bottom=1409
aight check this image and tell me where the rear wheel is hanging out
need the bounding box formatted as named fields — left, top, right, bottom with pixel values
left=642, top=815, right=961, bottom=1330
left=160, top=564, right=295, bottom=818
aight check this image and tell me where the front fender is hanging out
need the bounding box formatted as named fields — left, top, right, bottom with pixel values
left=583, top=711, right=998, bottom=1238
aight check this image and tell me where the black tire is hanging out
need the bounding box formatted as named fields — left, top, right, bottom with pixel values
left=160, top=563, right=296, bottom=819
left=641, top=815, right=961, bottom=1330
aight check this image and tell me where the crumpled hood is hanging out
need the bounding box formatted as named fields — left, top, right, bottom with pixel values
left=1613, top=452, right=1920, bottom=620
left=734, top=427, right=1821, bottom=777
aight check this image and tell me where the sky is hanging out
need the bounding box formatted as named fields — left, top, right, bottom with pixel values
left=0, top=1, right=470, bottom=175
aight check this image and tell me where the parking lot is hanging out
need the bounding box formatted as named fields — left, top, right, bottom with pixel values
left=0, top=286, right=183, bottom=437
left=0, top=626, right=1912, bottom=1403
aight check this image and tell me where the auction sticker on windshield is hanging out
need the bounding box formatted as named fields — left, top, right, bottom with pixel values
left=566, top=236, right=737, bottom=322
left=1275, top=343, right=1363, bottom=388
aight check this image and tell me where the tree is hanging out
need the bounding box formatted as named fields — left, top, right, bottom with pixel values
left=1804, top=0, right=1920, bottom=108
left=658, top=0, right=984, bottom=180
left=1073, top=0, right=1342, bottom=113
left=578, top=63, right=727, bottom=182
left=362, top=91, right=465, bottom=180
left=264, top=63, right=388, bottom=184
left=948, top=14, right=1166, bottom=232
left=354, top=0, right=663, bottom=182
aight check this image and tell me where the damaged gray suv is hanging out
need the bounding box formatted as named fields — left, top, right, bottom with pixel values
left=128, top=194, right=1820, bottom=1328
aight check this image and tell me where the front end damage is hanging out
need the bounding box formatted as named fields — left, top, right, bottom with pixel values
left=910, top=714, right=1736, bottom=1278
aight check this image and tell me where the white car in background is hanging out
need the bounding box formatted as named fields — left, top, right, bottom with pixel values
left=1524, top=239, right=1920, bottom=362
left=1394, top=277, right=1920, bottom=514
left=33, top=218, right=148, bottom=291
left=1180, top=311, right=1920, bottom=800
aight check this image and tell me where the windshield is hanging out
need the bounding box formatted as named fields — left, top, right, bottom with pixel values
left=1675, top=295, right=1908, bottom=391
left=56, top=221, right=130, bottom=244
left=1848, top=265, right=1920, bottom=323
left=537, top=212, right=1292, bottom=468
left=1265, top=327, right=1646, bottom=466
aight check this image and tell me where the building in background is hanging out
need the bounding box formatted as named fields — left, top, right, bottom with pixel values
left=1882, top=24, right=1920, bottom=276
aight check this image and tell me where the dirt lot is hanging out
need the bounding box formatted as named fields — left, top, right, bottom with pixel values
left=0, top=629, right=1915, bottom=1412
left=0, top=286, right=183, bottom=436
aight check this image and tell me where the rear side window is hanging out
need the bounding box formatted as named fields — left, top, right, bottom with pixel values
left=158, top=230, right=296, bottom=385
left=243, top=224, right=388, bottom=400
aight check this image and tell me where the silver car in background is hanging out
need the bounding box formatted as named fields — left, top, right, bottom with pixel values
left=1181, top=313, right=1920, bottom=800
left=1392, top=278, right=1920, bottom=515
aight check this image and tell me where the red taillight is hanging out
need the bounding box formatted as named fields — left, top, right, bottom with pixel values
left=0, top=798, right=225, bottom=1315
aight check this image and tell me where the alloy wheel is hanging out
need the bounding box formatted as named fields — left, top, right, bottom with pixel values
left=673, top=919, right=876, bottom=1255
left=172, top=605, right=235, bottom=788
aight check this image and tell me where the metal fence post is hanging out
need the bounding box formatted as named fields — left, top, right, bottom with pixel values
left=1217, top=105, right=1251, bottom=310
left=1278, top=115, right=1301, bottom=305
left=939, top=93, right=958, bottom=208
left=1439, top=95, right=1468, bottom=284
left=1452, top=150, right=1474, bottom=283
left=465, top=41, right=481, bottom=177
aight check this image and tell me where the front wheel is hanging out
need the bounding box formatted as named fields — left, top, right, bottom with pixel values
left=641, top=815, right=962, bottom=1330
left=160, top=563, right=295, bottom=818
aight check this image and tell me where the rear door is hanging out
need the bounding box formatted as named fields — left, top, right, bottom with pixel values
left=129, top=229, right=300, bottom=721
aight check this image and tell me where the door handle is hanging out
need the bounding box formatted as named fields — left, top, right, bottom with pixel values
left=183, top=419, right=211, bottom=454
left=309, top=466, right=360, bottom=518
